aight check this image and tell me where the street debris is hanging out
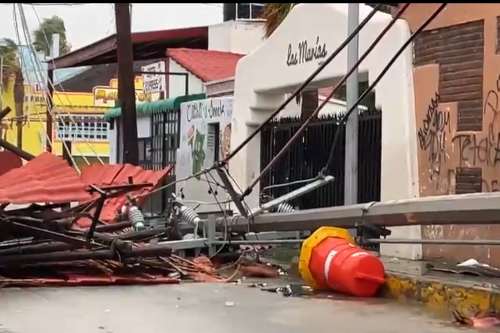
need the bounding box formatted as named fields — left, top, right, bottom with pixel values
left=0, top=153, right=284, bottom=288
left=428, top=259, right=500, bottom=278
left=452, top=310, right=500, bottom=328
left=260, top=284, right=314, bottom=297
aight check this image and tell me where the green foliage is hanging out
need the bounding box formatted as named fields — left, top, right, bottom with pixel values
left=261, top=3, right=296, bottom=38
left=0, top=38, right=21, bottom=87
left=33, top=15, right=71, bottom=57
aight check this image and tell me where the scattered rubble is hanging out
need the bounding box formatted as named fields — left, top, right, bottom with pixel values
left=452, top=310, right=500, bottom=328
left=0, top=154, right=284, bottom=288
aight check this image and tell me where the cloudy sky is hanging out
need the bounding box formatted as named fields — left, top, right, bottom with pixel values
left=0, top=3, right=223, bottom=51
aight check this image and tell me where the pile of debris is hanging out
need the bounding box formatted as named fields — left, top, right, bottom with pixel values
left=0, top=153, right=282, bottom=287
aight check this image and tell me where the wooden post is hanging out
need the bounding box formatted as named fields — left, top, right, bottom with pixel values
left=115, top=3, right=139, bottom=165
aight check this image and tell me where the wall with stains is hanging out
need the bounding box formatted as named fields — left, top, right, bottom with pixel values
left=403, top=3, right=500, bottom=266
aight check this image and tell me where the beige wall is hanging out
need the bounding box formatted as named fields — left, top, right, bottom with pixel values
left=403, top=3, right=500, bottom=265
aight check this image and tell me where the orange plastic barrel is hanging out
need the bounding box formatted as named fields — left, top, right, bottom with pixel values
left=299, top=227, right=385, bottom=297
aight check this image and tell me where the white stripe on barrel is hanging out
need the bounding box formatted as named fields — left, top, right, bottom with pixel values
left=323, top=249, right=338, bottom=282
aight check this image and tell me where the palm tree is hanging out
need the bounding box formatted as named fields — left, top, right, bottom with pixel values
left=261, top=3, right=318, bottom=121
left=261, top=3, right=296, bottom=38
left=33, top=15, right=71, bottom=57
left=0, top=38, right=21, bottom=88
left=0, top=38, right=24, bottom=148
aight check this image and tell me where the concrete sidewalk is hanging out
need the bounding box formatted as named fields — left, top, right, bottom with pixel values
left=0, top=283, right=471, bottom=333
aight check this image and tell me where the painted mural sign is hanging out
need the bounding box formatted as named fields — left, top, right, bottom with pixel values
left=93, top=77, right=146, bottom=107
left=177, top=97, right=233, bottom=212
left=141, top=61, right=166, bottom=102
left=286, top=36, right=328, bottom=67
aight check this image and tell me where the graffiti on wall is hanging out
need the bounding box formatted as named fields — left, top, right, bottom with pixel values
left=452, top=78, right=500, bottom=168
left=417, top=92, right=449, bottom=181
left=418, top=76, right=500, bottom=195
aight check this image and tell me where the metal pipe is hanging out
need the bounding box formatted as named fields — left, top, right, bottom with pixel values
left=0, top=241, right=77, bottom=256
left=364, top=239, right=500, bottom=246
left=94, top=221, right=132, bottom=232
left=251, top=175, right=334, bottom=216
left=211, top=192, right=500, bottom=233
left=345, top=3, right=359, bottom=205
left=0, top=242, right=173, bottom=266
left=212, top=239, right=303, bottom=245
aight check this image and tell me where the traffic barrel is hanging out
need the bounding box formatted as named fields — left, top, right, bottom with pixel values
left=298, top=226, right=385, bottom=297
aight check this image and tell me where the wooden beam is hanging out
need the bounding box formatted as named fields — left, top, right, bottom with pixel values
left=0, top=138, right=34, bottom=161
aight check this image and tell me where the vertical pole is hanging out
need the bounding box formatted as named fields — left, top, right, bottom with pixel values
left=115, top=3, right=139, bottom=165
left=46, top=69, right=53, bottom=152
left=0, top=56, right=3, bottom=110
left=344, top=3, right=359, bottom=205
left=51, top=33, right=60, bottom=59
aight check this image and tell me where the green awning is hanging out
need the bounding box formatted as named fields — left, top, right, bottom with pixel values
left=104, top=94, right=206, bottom=121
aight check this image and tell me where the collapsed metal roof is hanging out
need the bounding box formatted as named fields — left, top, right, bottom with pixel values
left=0, top=153, right=91, bottom=204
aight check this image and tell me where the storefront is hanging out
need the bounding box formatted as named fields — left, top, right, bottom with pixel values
left=176, top=96, right=233, bottom=213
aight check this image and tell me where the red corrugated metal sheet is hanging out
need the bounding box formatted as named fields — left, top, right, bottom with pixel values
left=76, top=164, right=172, bottom=227
left=0, top=151, right=22, bottom=176
left=0, top=274, right=179, bottom=287
left=0, top=153, right=92, bottom=204
left=166, top=48, right=244, bottom=82
left=80, top=163, right=124, bottom=186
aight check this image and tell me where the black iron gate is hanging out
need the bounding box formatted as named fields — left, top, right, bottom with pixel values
left=260, top=110, right=381, bottom=209
left=140, top=110, right=180, bottom=215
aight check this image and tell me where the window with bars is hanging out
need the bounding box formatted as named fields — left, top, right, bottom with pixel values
left=57, top=115, right=109, bottom=142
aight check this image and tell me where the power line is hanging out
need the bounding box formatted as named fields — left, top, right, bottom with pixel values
left=29, top=4, right=105, bottom=164
left=15, top=4, right=80, bottom=168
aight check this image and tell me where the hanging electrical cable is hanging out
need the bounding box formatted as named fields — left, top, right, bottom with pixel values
left=142, top=4, right=383, bottom=204
left=241, top=3, right=412, bottom=198
left=29, top=4, right=105, bottom=164
left=14, top=3, right=84, bottom=168
left=321, top=3, right=447, bottom=174
left=11, top=4, right=76, bottom=170
left=220, top=4, right=382, bottom=165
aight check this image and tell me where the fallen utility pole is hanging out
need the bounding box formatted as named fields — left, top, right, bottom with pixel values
left=115, top=3, right=139, bottom=164
left=211, top=192, right=500, bottom=233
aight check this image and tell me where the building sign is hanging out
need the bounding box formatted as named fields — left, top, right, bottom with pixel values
left=142, top=61, right=166, bottom=102
left=176, top=97, right=233, bottom=212
left=93, top=77, right=146, bottom=107
left=286, top=36, right=328, bottom=67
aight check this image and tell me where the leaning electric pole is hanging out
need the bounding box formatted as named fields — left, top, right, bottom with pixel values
left=115, top=3, right=139, bottom=164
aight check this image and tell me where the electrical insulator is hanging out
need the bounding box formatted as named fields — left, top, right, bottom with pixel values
left=275, top=202, right=295, bottom=213
left=128, top=206, right=146, bottom=231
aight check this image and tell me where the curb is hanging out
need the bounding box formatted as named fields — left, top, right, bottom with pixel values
left=381, top=271, right=500, bottom=317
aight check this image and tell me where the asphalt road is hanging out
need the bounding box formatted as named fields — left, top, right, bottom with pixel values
left=0, top=283, right=473, bottom=333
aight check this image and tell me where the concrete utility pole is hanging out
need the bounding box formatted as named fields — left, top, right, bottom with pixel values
left=115, top=3, right=138, bottom=164
left=344, top=3, right=359, bottom=205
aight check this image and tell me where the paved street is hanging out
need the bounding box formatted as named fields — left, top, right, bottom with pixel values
left=0, top=283, right=473, bottom=333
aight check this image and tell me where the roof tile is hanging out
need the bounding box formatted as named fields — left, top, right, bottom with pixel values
left=166, top=48, right=244, bottom=82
